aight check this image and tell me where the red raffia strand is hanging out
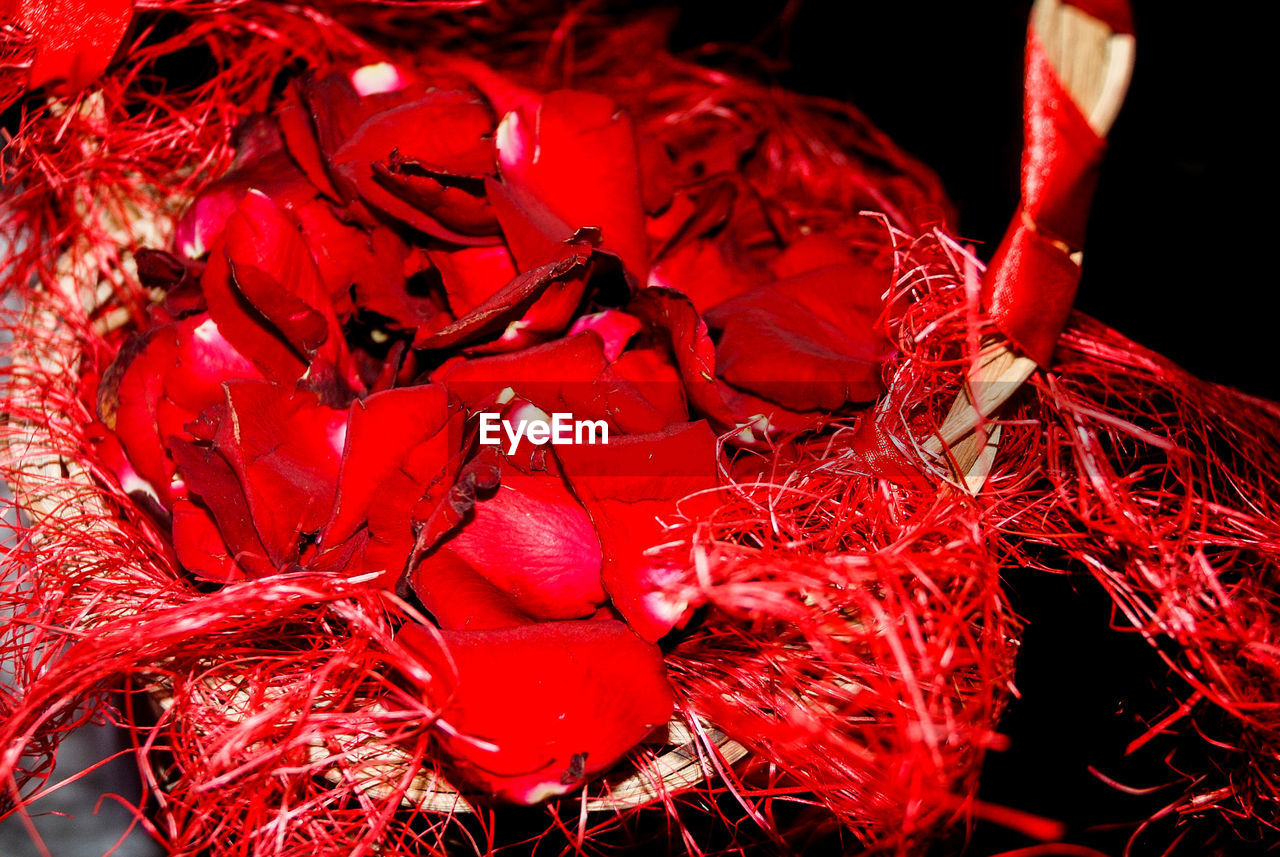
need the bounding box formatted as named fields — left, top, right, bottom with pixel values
left=0, top=3, right=1278, bottom=857
left=997, top=314, right=1280, bottom=836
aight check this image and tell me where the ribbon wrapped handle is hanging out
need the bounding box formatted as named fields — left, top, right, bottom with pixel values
left=981, top=0, right=1135, bottom=367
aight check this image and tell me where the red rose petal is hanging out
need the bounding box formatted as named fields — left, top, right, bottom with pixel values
left=649, top=238, right=759, bottom=314
left=484, top=175, right=575, bottom=273
left=323, top=384, right=455, bottom=549
left=278, top=85, right=342, bottom=201
left=630, top=288, right=819, bottom=441
left=443, top=455, right=605, bottom=620
left=413, top=246, right=591, bottom=352
left=162, top=315, right=263, bottom=417
left=432, top=331, right=608, bottom=414
left=558, top=421, right=721, bottom=641
left=770, top=231, right=861, bottom=279
left=201, top=236, right=308, bottom=384
left=438, top=54, right=540, bottom=118
left=397, top=618, right=673, bottom=803
left=568, top=310, right=642, bottom=362
left=433, top=331, right=686, bottom=434
left=223, top=190, right=351, bottom=372
left=169, top=440, right=277, bottom=580
left=371, top=159, right=498, bottom=238
left=601, top=348, right=690, bottom=433
left=204, top=381, right=347, bottom=565
left=332, top=91, right=502, bottom=244
left=409, top=548, right=535, bottom=631
left=171, top=493, right=246, bottom=583
left=427, top=245, right=517, bottom=318
left=356, top=428, right=466, bottom=590
left=706, top=262, right=889, bottom=411
left=495, top=91, right=649, bottom=283
left=101, top=326, right=181, bottom=505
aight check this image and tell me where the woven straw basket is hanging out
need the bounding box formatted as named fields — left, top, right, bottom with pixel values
left=2, top=0, right=1133, bottom=825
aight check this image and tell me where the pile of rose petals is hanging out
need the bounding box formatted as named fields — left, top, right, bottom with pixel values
left=91, top=57, right=906, bottom=804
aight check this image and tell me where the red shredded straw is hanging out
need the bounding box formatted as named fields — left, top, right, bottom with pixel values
left=2, top=2, right=1279, bottom=856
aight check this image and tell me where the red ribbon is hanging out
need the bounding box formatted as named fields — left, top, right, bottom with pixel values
left=1, top=0, right=133, bottom=95
left=981, top=1, right=1130, bottom=367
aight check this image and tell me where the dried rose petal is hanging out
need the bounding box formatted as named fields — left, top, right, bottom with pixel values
left=99, top=314, right=263, bottom=506
left=168, top=442, right=276, bottom=581
left=413, top=245, right=591, bottom=352
left=324, top=384, right=454, bottom=547
left=630, top=288, right=817, bottom=441
left=433, top=330, right=687, bottom=434
left=332, top=90, right=501, bottom=243
left=398, top=618, right=673, bottom=803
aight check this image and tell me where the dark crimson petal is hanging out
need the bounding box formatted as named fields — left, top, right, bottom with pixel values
left=629, top=288, right=736, bottom=427
left=331, top=91, right=502, bottom=245
left=175, top=122, right=316, bottom=260
left=201, top=236, right=308, bottom=384
left=372, top=160, right=498, bottom=238
left=411, top=447, right=502, bottom=554
left=397, top=618, right=673, bottom=804
left=409, top=548, right=535, bottom=631
left=432, top=332, right=609, bottom=413
left=356, top=94, right=496, bottom=177
left=558, top=421, right=721, bottom=641
left=648, top=238, right=759, bottom=314
left=647, top=180, right=736, bottom=260
left=495, top=91, right=649, bottom=283
left=101, top=314, right=265, bottom=508
left=290, top=199, right=401, bottom=318
left=85, top=421, right=164, bottom=514
left=770, top=231, right=861, bottom=279
left=433, top=332, right=684, bottom=434
left=485, top=176, right=574, bottom=273
left=630, top=288, right=818, bottom=442
left=223, top=190, right=352, bottom=376
left=706, top=262, right=889, bottom=411
left=301, top=71, right=405, bottom=165
left=207, top=381, right=347, bottom=565
left=323, top=385, right=454, bottom=549
left=438, top=54, right=540, bottom=118
left=171, top=494, right=246, bottom=583
left=169, top=440, right=276, bottom=580
left=99, top=326, right=181, bottom=505
left=413, top=246, right=591, bottom=352
left=443, top=455, right=605, bottom=620
left=278, top=84, right=342, bottom=201
left=349, top=231, right=447, bottom=330
left=600, top=348, right=690, bottom=433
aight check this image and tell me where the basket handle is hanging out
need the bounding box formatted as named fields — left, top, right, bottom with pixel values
left=980, top=0, right=1136, bottom=368
left=922, top=0, right=1135, bottom=491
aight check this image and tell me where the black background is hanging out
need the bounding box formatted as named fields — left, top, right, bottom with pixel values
left=668, top=3, right=1270, bottom=855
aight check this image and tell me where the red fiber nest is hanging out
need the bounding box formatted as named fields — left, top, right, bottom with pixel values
left=2, top=3, right=1279, bottom=857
